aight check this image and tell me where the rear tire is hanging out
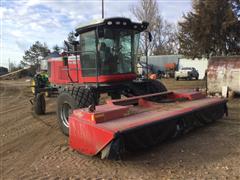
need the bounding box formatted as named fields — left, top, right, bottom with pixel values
left=127, top=79, right=167, bottom=97
left=57, top=86, right=99, bottom=136
left=34, top=93, right=46, bottom=115
left=147, top=79, right=167, bottom=93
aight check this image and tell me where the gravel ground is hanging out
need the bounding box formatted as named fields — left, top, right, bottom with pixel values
left=0, top=78, right=239, bottom=179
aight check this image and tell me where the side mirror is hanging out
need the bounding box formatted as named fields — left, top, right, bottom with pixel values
left=148, top=32, right=152, bottom=42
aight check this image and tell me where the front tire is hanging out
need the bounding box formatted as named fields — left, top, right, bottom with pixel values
left=56, top=87, right=99, bottom=136
left=31, top=79, right=35, bottom=95
left=34, top=93, right=46, bottom=115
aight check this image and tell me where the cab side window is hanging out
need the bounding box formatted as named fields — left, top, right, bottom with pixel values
left=80, top=31, right=97, bottom=77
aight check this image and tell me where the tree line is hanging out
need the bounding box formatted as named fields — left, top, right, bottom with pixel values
left=21, top=0, right=240, bottom=67
left=178, top=0, right=240, bottom=57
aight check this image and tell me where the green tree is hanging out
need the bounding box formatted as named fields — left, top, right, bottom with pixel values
left=21, top=41, right=50, bottom=67
left=63, top=31, right=77, bottom=51
left=52, top=44, right=61, bottom=53
left=178, top=0, right=240, bottom=58
left=231, top=0, right=240, bottom=19
left=67, top=31, right=77, bottom=44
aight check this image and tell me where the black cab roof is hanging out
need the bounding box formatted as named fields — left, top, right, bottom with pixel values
left=75, top=17, right=149, bottom=35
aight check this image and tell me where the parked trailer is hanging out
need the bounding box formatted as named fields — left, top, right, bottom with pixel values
left=0, top=67, right=8, bottom=76
left=207, top=56, right=240, bottom=94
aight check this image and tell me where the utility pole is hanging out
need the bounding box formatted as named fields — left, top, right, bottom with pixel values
left=8, top=58, right=11, bottom=71
left=102, top=0, right=104, bottom=19
left=145, top=34, right=148, bottom=79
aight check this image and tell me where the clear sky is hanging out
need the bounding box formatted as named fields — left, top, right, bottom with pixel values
left=0, top=0, right=192, bottom=68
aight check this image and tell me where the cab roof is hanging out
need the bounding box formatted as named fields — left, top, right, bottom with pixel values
left=75, top=17, right=149, bottom=35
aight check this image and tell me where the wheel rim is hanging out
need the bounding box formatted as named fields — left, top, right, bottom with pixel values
left=60, top=103, right=72, bottom=128
left=31, top=79, right=35, bottom=94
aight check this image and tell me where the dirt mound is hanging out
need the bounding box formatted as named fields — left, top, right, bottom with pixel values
left=0, top=67, right=35, bottom=80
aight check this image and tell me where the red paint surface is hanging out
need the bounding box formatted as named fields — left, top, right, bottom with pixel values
left=171, top=90, right=206, bottom=100
left=48, top=57, right=136, bottom=84
left=73, top=104, right=130, bottom=124
left=69, top=91, right=226, bottom=156
left=95, top=98, right=225, bottom=132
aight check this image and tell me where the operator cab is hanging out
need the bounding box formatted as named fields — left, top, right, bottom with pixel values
left=75, top=17, right=149, bottom=83
left=48, top=17, right=149, bottom=84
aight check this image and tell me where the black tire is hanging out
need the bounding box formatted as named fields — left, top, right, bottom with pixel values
left=127, top=79, right=167, bottom=97
left=34, top=93, right=46, bottom=115
left=176, top=77, right=179, bottom=81
left=31, top=78, right=35, bottom=95
left=147, top=79, right=167, bottom=93
left=56, top=86, right=99, bottom=136
left=33, top=74, right=44, bottom=95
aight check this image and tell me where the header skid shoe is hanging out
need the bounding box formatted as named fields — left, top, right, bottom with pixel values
left=69, top=91, right=227, bottom=159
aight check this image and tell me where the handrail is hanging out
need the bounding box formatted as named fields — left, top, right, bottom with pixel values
left=109, top=91, right=173, bottom=106
left=64, top=50, right=97, bottom=83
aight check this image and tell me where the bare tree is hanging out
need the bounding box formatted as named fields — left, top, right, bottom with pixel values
left=154, top=21, right=179, bottom=55
left=131, top=0, right=160, bottom=55
left=131, top=0, right=179, bottom=55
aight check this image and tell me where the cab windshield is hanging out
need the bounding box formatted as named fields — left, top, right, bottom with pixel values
left=79, top=28, right=140, bottom=77
left=98, top=28, right=140, bottom=75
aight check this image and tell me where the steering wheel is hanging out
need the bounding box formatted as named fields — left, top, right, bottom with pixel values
left=112, top=45, right=123, bottom=53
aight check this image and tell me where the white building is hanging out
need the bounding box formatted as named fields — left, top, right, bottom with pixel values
left=178, top=58, right=208, bottom=79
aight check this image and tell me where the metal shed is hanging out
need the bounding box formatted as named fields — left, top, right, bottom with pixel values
left=140, top=55, right=183, bottom=73
left=207, top=56, right=240, bottom=94
left=0, top=66, right=8, bottom=76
